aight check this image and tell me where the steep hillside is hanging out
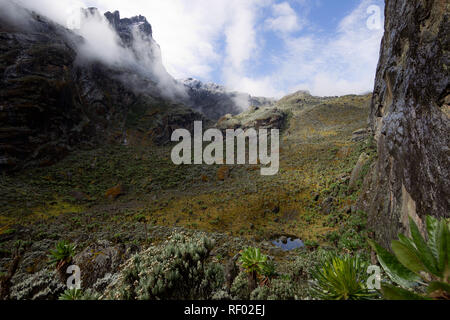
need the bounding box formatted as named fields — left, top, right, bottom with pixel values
left=358, top=0, right=449, bottom=247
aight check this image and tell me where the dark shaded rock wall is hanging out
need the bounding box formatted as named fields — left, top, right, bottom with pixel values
left=0, top=11, right=88, bottom=170
left=359, top=0, right=449, bottom=248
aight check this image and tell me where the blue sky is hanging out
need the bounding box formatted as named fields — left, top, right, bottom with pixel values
left=16, top=0, right=385, bottom=98
left=240, top=0, right=380, bottom=84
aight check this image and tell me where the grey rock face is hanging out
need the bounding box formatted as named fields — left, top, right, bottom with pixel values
left=104, top=10, right=152, bottom=45
left=359, top=0, right=449, bottom=248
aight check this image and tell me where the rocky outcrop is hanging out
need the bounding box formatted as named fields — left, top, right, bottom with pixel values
left=73, top=240, right=128, bottom=289
left=349, top=153, right=369, bottom=193
left=216, top=105, right=287, bottom=131
left=359, top=0, right=449, bottom=248
left=182, top=78, right=276, bottom=121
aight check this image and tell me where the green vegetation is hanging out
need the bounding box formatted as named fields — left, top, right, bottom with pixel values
left=58, top=288, right=83, bottom=300
left=59, top=288, right=99, bottom=300
left=0, top=93, right=379, bottom=300
left=238, top=247, right=282, bottom=289
left=260, top=260, right=278, bottom=285
left=48, top=240, right=76, bottom=267
left=105, top=232, right=224, bottom=300
left=310, top=253, right=377, bottom=300
left=370, top=216, right=449, bottom=300
left=338, top=210, right=370, bottom=252
left=250, top=278, right=298, bottom=300
left=239, top=247, right=269, bottom=290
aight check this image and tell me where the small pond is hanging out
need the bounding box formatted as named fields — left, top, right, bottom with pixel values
left=272, top=237, right=305, bottom=251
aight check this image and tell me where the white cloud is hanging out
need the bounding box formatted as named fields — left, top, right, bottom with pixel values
left=265, top=2, right=302, bottom=33
left=221, top=0, right=274, bottom=96
left=15, top=0, right=84, bottom=26
left=255, top=0, right=384, bottom=97
left=298, top=0, right=384, bottom=96
left=225, top=72, right=284, bottom=98
left=11, top=0, right=384, bottom=98
left=14, top=0, right=231, bottom=79
left=76, top=8, right=131, bottom=65
left=88, top=0, right=230, bottom=80
left=223, top=0, right=383, bottom=98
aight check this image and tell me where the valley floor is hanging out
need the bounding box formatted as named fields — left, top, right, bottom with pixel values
left=0, top=93, right=377, bottom=299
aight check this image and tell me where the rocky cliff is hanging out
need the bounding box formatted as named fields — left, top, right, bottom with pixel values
left=359, top=0, right=449, bottom=248
left=0, top=3, right=207, bottom=172
left=104, top=10, right=153, bottom=44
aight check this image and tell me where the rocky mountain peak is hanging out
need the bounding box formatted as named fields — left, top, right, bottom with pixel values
left=104, top=10, right=153, bottom=46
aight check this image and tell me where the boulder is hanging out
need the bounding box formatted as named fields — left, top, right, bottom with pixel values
left=73, top=240, right=128, bottom=290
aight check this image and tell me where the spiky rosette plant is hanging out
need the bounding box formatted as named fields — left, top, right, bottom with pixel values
left=48, top=240, right=76, bottom=283
left=59, top=288, right=99, bottom=300
left=239, top=247, right=268, bottom=291
left=369, top=216, right=449, bottom=300
left=59, top=288, right=83, bottom=300
left=48, top=240, right=76, bottom=266
left=310, top=254, right=377, bottom=300
left=260, top=260, right=278, bottom=286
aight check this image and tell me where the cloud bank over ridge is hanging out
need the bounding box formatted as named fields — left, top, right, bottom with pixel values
left=10, top=0, right=384, bottom=98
